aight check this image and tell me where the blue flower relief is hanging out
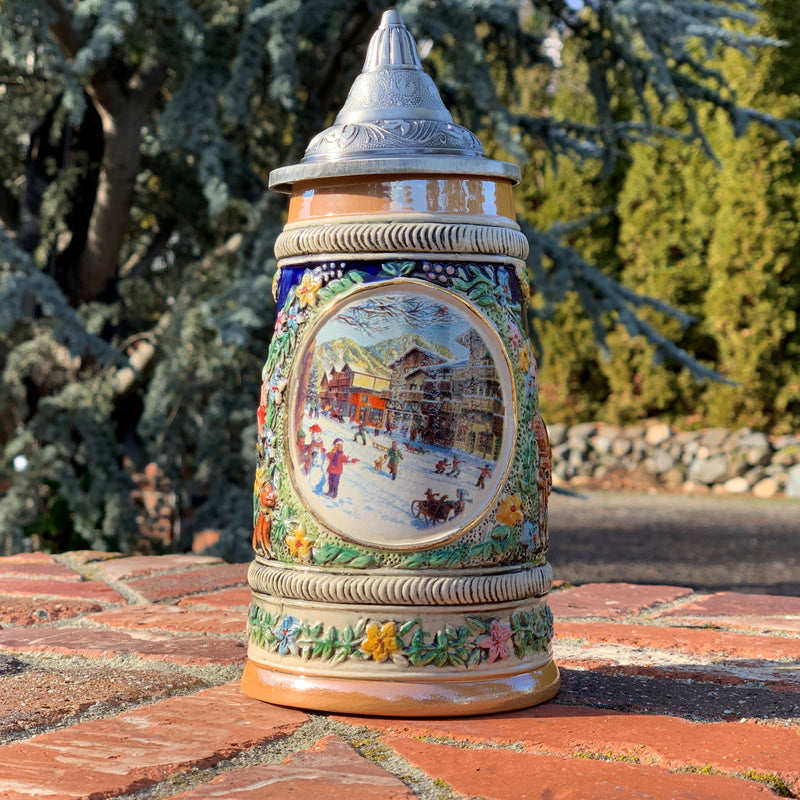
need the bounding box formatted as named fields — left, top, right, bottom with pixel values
left=497, top=268, right=513, bottom=305
left=286, top=307, right=301, bottom=329
left=268, top=372, right=288, bottom=406
left=273, top=615, right=300, bottom=655
left=524, top=369, right=536, bottom=399
left=262, top=427, right=277, bottom=466
left=521, top=519, right=538, bottom=552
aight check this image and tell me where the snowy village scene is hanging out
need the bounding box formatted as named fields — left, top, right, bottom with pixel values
left=287, top=284, right=516, bottom=549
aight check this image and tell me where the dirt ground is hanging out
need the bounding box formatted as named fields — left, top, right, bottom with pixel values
left=548, top=489, right=800, bottom=596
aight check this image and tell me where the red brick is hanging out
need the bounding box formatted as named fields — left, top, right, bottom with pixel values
left=0, top=578, right=125, bottom=603
left=177, top=587, right=252, bottom=610
left=0, top=553, right=55, bottom=565
left=191, top=530, right=220, bottom=553
left=0, top=683, right=307, bottom=800
left=660, top=591, right=800, bottom=618
left=0, top=666, right=203, bottom=738
left=556, top=621, right=800, bottom=660
left=0, top=597, right=102, bottom=626
left=0, top=627, right=246, bottom=665
left=555, top=666, right=800, bottom=722
left=0, top=559, right=81, bottom=581
left=89, top=605, right=246, bottom=635
left=668, top=615, right=800, bottom=634
left=656, top=592, right=800, bottom=634
left=56, top=550, right=122, bottom=565
left=555, top=659, right=800, bottom=691
left=384, top=737, right=775, bottom=800
left=343, top=704, right=800, bottom=795
left=124, top=563, right=248, bottom=602
left=170, top=736, right=417, bottom=799
left=96, top=554, right=222, bottom=580
left=550, top=583, right=692, bottom=619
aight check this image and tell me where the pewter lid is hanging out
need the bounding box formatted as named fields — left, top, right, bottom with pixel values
left=269, top=10, right=520, bottom=192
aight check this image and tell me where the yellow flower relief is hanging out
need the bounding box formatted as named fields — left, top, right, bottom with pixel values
left=496, top=493, right=524, bottom=526
left=271, top=268, right=281, bottom=302
left=361, top=621, right=401, bottom=662
left=295, top=273, right=322, bottom=307
left=517, top=345, right=531, bottom=373
left=285, top=523, right=312, bottom=560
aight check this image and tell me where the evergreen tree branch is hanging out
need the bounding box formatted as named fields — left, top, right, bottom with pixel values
left=43, top=0, right=88, bottom=59
left=523, top=220, right=732, bottom=383
left=0, top=232, right=121, bottom=364
left=110, top=306, right=175, bottom=398
left=309, top=2, right=374, bottom=114
left=514, top=0, right=800, bottom=171
left=111, top=232, right=245, bottom=398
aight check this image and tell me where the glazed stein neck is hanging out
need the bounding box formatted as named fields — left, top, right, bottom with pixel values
left=286, top=175, right=517, bottom=228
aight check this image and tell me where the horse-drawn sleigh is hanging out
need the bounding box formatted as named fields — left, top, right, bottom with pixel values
left=411, top=488, right=469, bottom=526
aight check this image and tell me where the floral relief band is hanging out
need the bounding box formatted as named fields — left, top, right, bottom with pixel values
left=248, top=604, right=553, bottom=669
left=252, top=260, right=546, bottom=564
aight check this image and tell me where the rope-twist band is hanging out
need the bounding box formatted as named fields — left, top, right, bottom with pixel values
left=274, top=220, right=529, bottom=261
left=248, top=561, right=552, bottom=606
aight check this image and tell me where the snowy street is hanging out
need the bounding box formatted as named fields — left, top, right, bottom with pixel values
left=291, top=411, right=502, bottom=547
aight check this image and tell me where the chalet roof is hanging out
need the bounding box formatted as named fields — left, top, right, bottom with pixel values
left=387, top=345, right=449, bottom=370
left=403, top=360, right=498, bottom=382
left=325, top=361, right=391, bottom=381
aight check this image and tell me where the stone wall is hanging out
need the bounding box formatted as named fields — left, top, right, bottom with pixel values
left=549, top=422, right=800, bottom=499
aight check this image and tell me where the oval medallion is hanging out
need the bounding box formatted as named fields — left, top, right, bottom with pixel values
left=286, top=280, right=516, bottom=550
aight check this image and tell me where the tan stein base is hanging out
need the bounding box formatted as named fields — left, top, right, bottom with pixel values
left=241, top=657, right=559, bottom=717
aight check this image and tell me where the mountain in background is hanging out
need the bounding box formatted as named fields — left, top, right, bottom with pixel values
left=313, top=333, right=457, bottom=380
left=312, top=337, right=391, bottom=378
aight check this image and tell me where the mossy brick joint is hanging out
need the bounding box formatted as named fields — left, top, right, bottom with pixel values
left=1, top=552, right=798, bottom=799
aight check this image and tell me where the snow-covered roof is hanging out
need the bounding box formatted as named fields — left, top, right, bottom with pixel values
left=387, top=345, right=449, bottom=370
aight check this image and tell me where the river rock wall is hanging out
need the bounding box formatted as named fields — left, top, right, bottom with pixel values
left=548, top=422, right=800, bottom=499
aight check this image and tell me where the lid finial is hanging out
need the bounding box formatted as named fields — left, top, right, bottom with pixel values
left=363, top=10, right=423, bottom=71
left=268, top=8, right=521, bottom=190
left=329, top=8, right=454, bottom=127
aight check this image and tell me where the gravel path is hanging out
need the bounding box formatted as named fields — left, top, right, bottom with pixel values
left=548, top=490, right=800, bottom=596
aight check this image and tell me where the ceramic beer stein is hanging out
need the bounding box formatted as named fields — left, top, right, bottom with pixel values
left=241, top=9, right=558, bottom=716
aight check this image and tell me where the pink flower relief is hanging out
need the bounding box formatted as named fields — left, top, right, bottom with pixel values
left=507, top=319, right=522, bottom=351
left=476, top=619, right=513, bottom=663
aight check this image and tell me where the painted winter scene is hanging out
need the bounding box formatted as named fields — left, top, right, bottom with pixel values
left=287, top=284, right=516, bottom=549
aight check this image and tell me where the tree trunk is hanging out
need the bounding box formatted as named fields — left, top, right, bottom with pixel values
left=67, top=60, right=164, bottom=304
left=69, top=104, right=144, bottom=304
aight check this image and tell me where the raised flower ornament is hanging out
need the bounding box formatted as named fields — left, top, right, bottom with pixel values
left=361, top=621, right=403, bottom=662
left=295, top=271, right=322, bottom=307
left=477, top=619, right=514, bottom=663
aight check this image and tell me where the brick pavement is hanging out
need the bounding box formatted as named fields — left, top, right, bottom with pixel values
left=0, top=552, right=798, bottom=799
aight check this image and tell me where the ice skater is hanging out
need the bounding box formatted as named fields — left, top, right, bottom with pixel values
left=353, top=420, right=367, bottom=445
left=475, top=464, right=492, bottom=489
left=296, top=429, right=311, bottom=474
left=307, top=424, right=326, bottom=493
left=387, top=441, right=404, bottom=481
left=324, top=438, right=358, bottom=499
